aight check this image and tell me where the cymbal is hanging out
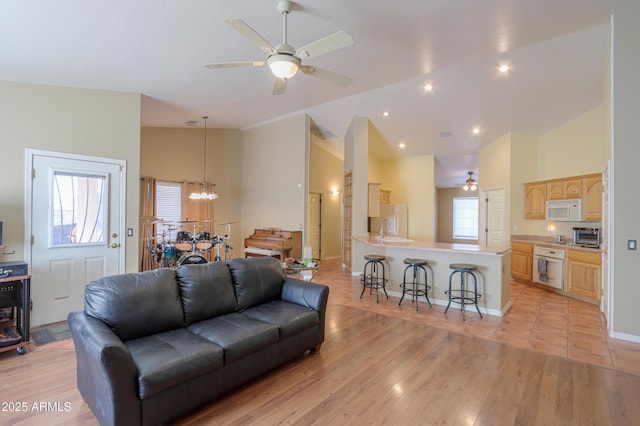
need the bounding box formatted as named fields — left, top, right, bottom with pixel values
left=140, top=216, right=159, bottom=222
left=219, top=220, right=237, bottom=225
left=177, top=219, right=198, bottom=223
left=199, top=219, right=216, bottom=223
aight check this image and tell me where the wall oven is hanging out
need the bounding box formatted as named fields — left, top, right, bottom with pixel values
left=533, top=246, right=565, bottom=290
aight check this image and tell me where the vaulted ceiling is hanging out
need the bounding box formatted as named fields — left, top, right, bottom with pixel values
left=1, top=0, right=624, bottom=186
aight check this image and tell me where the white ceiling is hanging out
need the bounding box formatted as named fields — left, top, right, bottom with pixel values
left=1, top=0, right=628, bottom=187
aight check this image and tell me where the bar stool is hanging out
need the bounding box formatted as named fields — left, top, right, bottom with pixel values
left=360, top=254, right=388, bottom=302
left=399, top=258, right=432, bottom=311
left=444, top=263, right=483, bottom=320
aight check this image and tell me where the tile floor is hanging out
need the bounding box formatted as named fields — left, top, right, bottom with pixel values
left=314, top=258, right=640, bottom=377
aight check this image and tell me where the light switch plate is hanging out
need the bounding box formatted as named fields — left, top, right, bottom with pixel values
left=628, top=240, right=637, bottom=250
left=127, top=228, right=134, bottom=237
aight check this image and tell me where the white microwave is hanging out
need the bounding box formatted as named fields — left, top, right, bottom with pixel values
left=546, top=199, right=583, bottom=221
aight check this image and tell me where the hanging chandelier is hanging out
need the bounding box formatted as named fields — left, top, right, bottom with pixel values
left=189, top=116, right=219, bottom=200
left=463, top=171, right=478, bottom=191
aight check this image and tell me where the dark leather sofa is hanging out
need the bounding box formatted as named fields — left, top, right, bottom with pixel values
left=68, top=257, right=329, bottom=426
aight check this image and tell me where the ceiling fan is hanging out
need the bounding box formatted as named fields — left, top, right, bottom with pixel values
left=457, top=171, right=478, bottom=191
left=205, top=0, right=354, bottom=95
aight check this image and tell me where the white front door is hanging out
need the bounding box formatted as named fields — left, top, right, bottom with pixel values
left=27, top=150, right=124, bottom=326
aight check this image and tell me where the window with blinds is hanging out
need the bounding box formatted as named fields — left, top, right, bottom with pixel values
left=155, top=181, right=182, bottom=240
left=453, top=197, right=479, bottom=240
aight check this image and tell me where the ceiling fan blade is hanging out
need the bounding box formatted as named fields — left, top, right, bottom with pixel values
left=224, top=18, right=277, bottom=55
left=300, top=66, right=353, bottom=87
left=205, top=61, right=265, bottom=69
left=295, top=31, right=354, bottom=59
left=272, top=77, right=288, bottom=95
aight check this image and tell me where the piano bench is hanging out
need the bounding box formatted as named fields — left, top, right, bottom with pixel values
left=244, top=247, right=282, bottom=260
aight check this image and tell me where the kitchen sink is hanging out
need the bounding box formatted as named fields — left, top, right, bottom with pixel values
left=376, top=236, right=414, bottom=243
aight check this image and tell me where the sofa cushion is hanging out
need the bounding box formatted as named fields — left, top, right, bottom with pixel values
left=175, top=262, right=238, bottom=325
left=84, top=268, right=183, bottom=341
left=227, top=257, right=284, bottom=311
left=242, top=300, right=319, bottom=339
left=187, top=313, right=278, bottom=364
left=124, top=329, right=224, bottom=399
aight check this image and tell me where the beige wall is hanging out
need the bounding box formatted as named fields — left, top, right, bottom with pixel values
left=381, top=155, right=436, bottom=241
left=437, top=187, right=479, bottom=244
left=612, top=8, right=640, bottom=339
left=537, top=106, right=607, bottom=178
left=309, top=138, right=343, bottom=259
left=140, top=126, right=242, bottom=254
left=508, top=132, right=539, bottom=237
left=240, top=114, right=308, bottom=250
left=0, top=81, right=141, bottom=272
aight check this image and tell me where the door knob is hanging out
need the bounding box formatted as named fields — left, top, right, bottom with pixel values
left=109, top=243, right=121, bottom=249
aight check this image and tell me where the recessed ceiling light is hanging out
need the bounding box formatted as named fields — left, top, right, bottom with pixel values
left=499, top=64, right=510, bottom=73
left=382, top=111, right=390, bottom=117
left=472, top=127, right=480, bottom=134
left=423, top=83, right=433, bottom=92
left=398, top=142, right=406, bottom=149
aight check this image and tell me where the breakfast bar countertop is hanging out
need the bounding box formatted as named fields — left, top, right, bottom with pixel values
left=353, top=235, right=511, bottom=255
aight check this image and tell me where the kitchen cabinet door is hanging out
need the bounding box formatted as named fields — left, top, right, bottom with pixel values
left=368, top=183, right=381, bottom=217
left=563, top=179, right=582, bottom=199
left=582, top=175, right=602, bottom=221
left=566, top=249, right=601, bottom=303
left=547, top=178, right=581, bottom=200
left=511, top=243, right=533, bottom=282
left=524, top=183, right=546, bottom=219
left=380, top=189, right=390, bottom=204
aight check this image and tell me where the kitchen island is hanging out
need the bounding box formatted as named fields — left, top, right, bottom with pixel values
left=352, top=235, right=512, bottom=316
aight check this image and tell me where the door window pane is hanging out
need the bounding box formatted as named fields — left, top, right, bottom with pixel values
left=52, top=170, right=106, bottom=246
left=453, top=197, right=479, bottom=240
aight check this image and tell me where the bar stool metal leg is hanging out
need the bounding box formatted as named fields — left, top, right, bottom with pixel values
left=399, top=258, right=431, bottom=311
left=445, top=263, right=482, bottom=321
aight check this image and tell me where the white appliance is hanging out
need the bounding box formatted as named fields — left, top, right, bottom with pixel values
left=533, top=246, right=566, bottom=290
left=370, top=204, right=408, bottom=238
left=546, top=199, right=583, bottom=222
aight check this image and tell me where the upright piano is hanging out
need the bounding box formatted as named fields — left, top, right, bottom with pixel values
left=244, top=228, right=302, bottom=261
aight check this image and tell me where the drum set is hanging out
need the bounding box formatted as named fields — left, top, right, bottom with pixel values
left=142, top=217, right=237, bottom=268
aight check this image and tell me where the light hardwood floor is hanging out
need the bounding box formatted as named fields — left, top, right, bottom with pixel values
left=1, top=259, right=639, bottom=425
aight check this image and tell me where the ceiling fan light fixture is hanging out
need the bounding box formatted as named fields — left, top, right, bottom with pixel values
left=268, top=54, right=299, bottom=79
left=463, top=171, right=478, bottom=191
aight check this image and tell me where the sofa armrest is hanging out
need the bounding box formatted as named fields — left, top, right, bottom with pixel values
left=68, top=311, right=140, bottom=426
left=281, top=278, right=330, bottom=345
left=281, top=277, right=329, bottom=312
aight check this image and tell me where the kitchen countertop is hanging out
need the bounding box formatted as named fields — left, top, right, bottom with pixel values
left=511, top=235, right=602, bottom=252
left=353, top=235, right=511, bottom=255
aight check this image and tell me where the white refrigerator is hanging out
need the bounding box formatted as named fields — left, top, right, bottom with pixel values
left=370, top=204, right=408, bottom=238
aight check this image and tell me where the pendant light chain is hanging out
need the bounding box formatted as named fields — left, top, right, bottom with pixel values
left=202, top=116, right=208, bottom=185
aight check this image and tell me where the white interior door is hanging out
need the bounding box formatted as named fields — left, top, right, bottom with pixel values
left=28, top=151, right=124, bottom=326
left=308, top=193, right=321, bottom=259
left=483, top=188, right=506, bottom=247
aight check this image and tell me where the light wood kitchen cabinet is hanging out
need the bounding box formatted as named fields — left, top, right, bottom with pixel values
left=380, top=189, right=390, bottom=204
left=546, top=178, right=581, bottom=200
left=368, top=183, right=381, bottom=217
left=582, top=175, right=602, bottom=221
left=511, top=242, right=533, bottom=282
left=524, top=183, right=546, bottom=219
left=368, top=184, right=391, bottom=215
left=566, top=249, right=601, bottom=303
